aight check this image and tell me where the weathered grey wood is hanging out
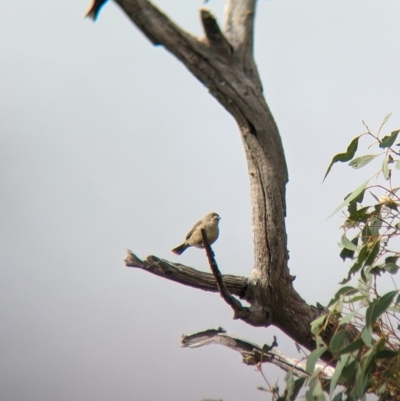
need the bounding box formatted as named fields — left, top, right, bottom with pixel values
left=181, top=327, right=335, bottom=380
left=124, top=250, right=248, bottom=297
left=113, top=0, right=329, bottom=356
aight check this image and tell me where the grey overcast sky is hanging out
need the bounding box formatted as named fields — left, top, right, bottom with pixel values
left=1, top=0, right=400, bottom=400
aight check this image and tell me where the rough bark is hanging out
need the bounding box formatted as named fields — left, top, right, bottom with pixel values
left=181, top=327, right=335, bottom=380
left=113, top=0, right=329, bottom=357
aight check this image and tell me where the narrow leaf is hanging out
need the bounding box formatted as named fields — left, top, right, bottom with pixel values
left=365, top=240, right=380, bottom=266
left=329, top=179, right=370, bottom=218
left=312, top=378, right=326, bottom=401
left=365, top=299, right=376, bottom=328
left=384, top=262, right=399, bottom=274
left=372, top=349, right=398, bottom=360
left=379, top=113, right=392, bottom=133
left=347, top=207, right=370, bottom=223
left=357, top=244, right=369, bottom=265
left=379, top=129, right=400, bottom=149
left=310, top=315, right=328, bottom=335
left=332, top=392, right=343, bottom=401
left=361, top=326, right=372, bottom=347
left=339, top=359, right=357, bottom=383
left=370, top=191, right=380, bottom=202
left=339, top=246, right=355, bottom=262
left=395, top=293, right=400, bottom=305
left=364, top=350, right=399, bottom=378
left=386, top=255, right=399, bottom=264
left=382, top=157, right=390, bottom=180
left=330, top=355, right=350, bottom=398
left=339, top=311, right=356, bottom=326
left=330, top=331, right=349, bottom=356
left=341, top=234, right=358, bottom=251
left=368, top=217, right=382, bottom=238
left=349, top=154, right=378, bottom=169
left=327, top=286, right=358, bottom=308
left=306, top=346, right=328, bottom=374
left=370, top=291, right=397, bottom=324
left=338, top=338, right=364, bottom=355
left=323, top=136, right=360, bottom=181
left=291, top=378, right=306, bottom=401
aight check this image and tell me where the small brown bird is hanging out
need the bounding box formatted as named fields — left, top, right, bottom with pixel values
left=172, top=212, right=221, bottom=255
left=85, top=0, right=108, bottom=21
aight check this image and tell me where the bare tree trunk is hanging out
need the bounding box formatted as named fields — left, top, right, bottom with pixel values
left=114, top=0, right=329, bottom=357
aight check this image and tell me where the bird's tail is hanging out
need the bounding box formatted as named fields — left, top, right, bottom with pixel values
left=84, top=0, right=103, bottom=21
left=171, top=243, right=188, bottom=255
left=84, top=5, right=97, bottom=20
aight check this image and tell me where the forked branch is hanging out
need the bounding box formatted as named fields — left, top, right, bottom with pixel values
left=181, top=327, right=335, bottom=380
left=112, top=0, right=334, bottom=358
left=201, top=229, right=253, bottom=323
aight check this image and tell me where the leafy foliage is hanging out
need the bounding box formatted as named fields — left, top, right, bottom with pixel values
left=280, top=116, right=400, bottom=401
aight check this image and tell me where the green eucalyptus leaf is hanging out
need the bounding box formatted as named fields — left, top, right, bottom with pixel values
left=284, top=370, right=294, bottom=400
left=371, top=349, right=398, bottom=360
left=331, top=392, right=343, bottom=401
left=347, top=207, right=370, bottom=223
left=324, top=136, right=360, bottom=181
left=370, top=291, right=397, bottom=324
left=360, top=267, right=368, bottom=284
left=395, top=293, right=400, bottom=305
left=370, top=191, right=380, bottom=202
left=379, top=129, right=400, bottom=149
left=339, top=260, right=363, bottom=284
left=395, top=160, right=400, bottom=170
left=364, top=350, right=398, bottom=379
left=379, top=113, right=392, bottom=133
left=384, top=262, right=399, bottom=274
left=338, top=338, right=364, bottom=355
left=361, top=325, right=373, bottom=347
left=386, top=256, right=399, bottom=264
left=310, top=314, right=328, bottom=335
left=341, top=234, right=358, bottom=251
left=330, top=355, right=350, bottom=399
left=311, top=378, right=326, bottom=401
left=329, top=179, right=370, bottom=218
left=340, top=247, right=355, bottom=262
left=365, top=240, right=380, bottom=267
left=361, top=224, right=372, bottom=244
left=354, top=361, right=369, bottom=399
left=339, top=311, right=356, bottom=325
left=349, top=154, right=378, bottom=169
left=382, top=157, right=390, bottom=180
left=357, top=244, right=369, bottom=265
left=305, top=346, right=328, bottom=374
left=291, top=377, right=306, bottom=401
left=365, top=300, right=376, bottom=328
left=348, top=295, right=367, bottom=303
left=339, top=359, right=357, bottom=384
left=368, top=217, right=382, bottom=238
left=330, top=331, right=349, bottom=356
left=327, top=286, right=358, bottom=308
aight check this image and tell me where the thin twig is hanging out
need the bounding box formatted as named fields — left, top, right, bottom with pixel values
left=201, top=228, right=251, bottom=320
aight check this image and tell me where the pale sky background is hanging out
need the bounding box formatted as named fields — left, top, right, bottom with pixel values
left=1, top=0, right=400, bottom=400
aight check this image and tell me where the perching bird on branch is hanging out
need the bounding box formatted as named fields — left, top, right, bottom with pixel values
left=172, top=212, right=221, bottom=255
left=85, top=0, right=108, bottom=21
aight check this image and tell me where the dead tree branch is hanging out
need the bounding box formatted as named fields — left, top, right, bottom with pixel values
left=181, top=328, right=335, bottom=380
left=201, top=229, right=255, bottom=324
left=110, top=0, right=346, bottom=359
left=124, top=250, right=248, bottom=296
